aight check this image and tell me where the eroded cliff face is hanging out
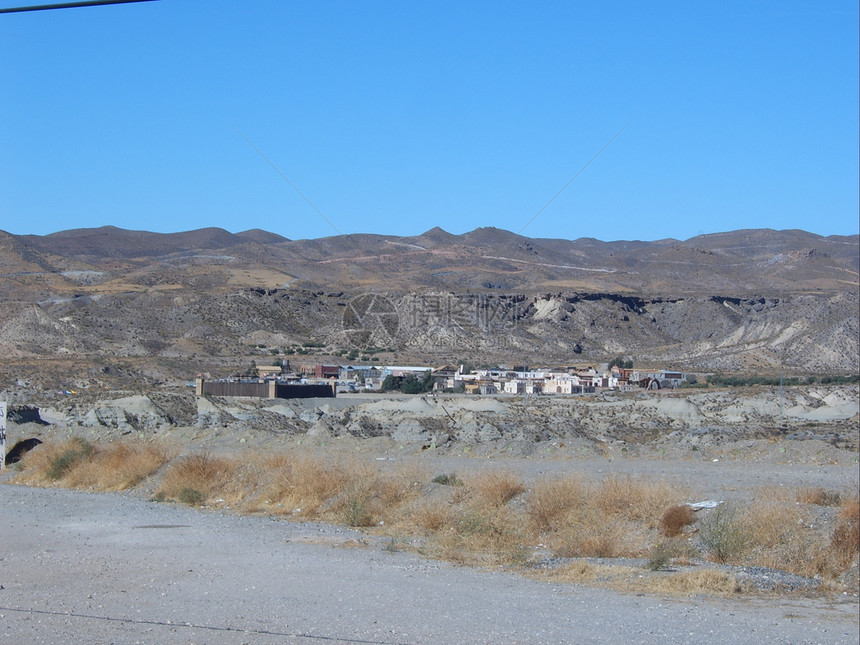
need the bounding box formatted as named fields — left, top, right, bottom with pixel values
left=5, top=385, right=859, bottom=458
left=0, top=287, right=856, bottom=373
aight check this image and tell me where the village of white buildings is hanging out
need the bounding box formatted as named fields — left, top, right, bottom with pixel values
left=246, top=362, right=690, bottom=395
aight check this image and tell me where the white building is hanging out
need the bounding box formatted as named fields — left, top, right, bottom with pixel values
left=503, top=379, right=526, bottom=394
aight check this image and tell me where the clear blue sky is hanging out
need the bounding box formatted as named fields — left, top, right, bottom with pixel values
left=1, top=1, right=857, bottom=242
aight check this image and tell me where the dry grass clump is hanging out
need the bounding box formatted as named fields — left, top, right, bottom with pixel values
left=698, top=503, right=750, bottom=564
left=528, top=476, right=687, bottom=561
left=11, top=438, right=171, bottom=491
left=10, top=438, right=89, bottom=484
left=156, top=452, right=236, bottom=505
left=431, top=505, right=529, bottom=566
left=660, top=504, right=697, bottom=537
left=831, top=495, right=860, bottom=566
left=464, top=469, right=527, bottom=507
left=413, top=470, right=666, bottom=566
left=151, top=448, right=425, bottom=521
left=246, top=451, right=358, bottom=515
left=532, top=560, right=604, bottom=583
left=551, top=512, right=630, bottom=559
left=239, top=453, right=425, bottom=528
left=737, top=500, right=828, bottom=577
left=697, top=497, right=856, bottom=580
left=412, top=469, right=531, bottom=566
left=410, top=498, right=453, bottom=532
left=532, top=560, right=740, bottom=596
left=797, top=486, right=843, bottom=507
left=526, top=475, right=586, bottom=533
left=327, top=463, right=425, bottom=528
left=595, top=475, right=683, bottom=527
left=641, top=569, right=740, bottom=596
left=742, top=500, right=805, bottom=550
left=63, top=441, right=172, bottom=490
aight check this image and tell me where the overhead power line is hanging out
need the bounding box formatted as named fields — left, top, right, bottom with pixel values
left=0, top=0, right=159, bottom=14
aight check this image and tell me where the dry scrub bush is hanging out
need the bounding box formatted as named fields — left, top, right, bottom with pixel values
left=698, top=504, right=750, bottom=563
left=526, top=476, right=586, bottom=533
left=338, top=483, right=379, bottom=527
left=244, top=451, right=354, bottom=516
left=464, top=469, right=527, bottom=508
left=156, top=452, right=236, bottom=505
left=241, top=453, right=425, bottom=527
left=797, top=486, right=842, bottom=507
left=741, top=501, right=805, bottom=550
left=646, top=540, right=678, bottom=571
left=415, top=469, right=530, bottom=565
left=431, top=473, right=462, bottom=486
left=11, top=438, right=170, bottom=491
left=831, top=495, right=860, bottom=566
left=430, top=505, right=528, bottom=566
left=644, top=569, right=740, bottom=596
left=694, top=497, right=860, bottom=580
left=550, top=510, right=639, bottom=559
left=63, top=441, right=171, bottom=491
left=660, top=504, right=697, bottom=537
left=10, top=439, right=79, bottom=485
left=595, top=475, right=683, bottom=527
left=328, top=463, right=424, bottom=528
left=410, top=498, right=453, bottom=532
left=735, top=500, right=846, bottom=579
left=531, top=561, right=639, bottom=586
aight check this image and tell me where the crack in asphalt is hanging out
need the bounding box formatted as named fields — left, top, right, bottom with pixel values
left=0, top=605, right=414, bottom=644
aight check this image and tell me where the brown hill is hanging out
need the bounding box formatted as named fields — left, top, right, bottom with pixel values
left=0, top=226, right=857, bottom=379
left=11, top=225, right=858, bottom=294
left=21, top=226, right=263, bottom=260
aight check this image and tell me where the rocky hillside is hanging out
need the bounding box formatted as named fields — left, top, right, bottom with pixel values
left=0, top=226, right=857, bottom=378
left=6, top=385, right=858, bottom=459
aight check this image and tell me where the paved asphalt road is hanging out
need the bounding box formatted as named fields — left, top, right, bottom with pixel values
left=1, top=483, right=857, bottom=644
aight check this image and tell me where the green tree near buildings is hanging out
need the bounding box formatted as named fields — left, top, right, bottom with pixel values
left=381, top=371, right=435, bottom=394
left=400, top=371, right=435, bottom=394
left=609, top=356, right=633, bottom=369
left=380, top=374, right=400, bottom=391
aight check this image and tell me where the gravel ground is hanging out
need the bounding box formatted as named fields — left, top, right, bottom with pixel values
left=395, top=447, right=859, bottom=500
left=1, top=482, right=858, bottom=645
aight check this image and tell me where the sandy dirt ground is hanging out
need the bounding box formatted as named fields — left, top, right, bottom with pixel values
left=1, top=481, right=858, bottom=645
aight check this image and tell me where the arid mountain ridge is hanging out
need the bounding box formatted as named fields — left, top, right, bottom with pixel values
left=0, top=226, right=857, bottom=376
left=3, top=225, right=857, bottom=294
